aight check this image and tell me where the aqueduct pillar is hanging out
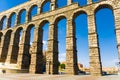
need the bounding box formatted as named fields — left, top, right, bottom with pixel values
left=0, top=35, right=5, bottom=62
left=6, top=32, right=17, bottom=64
left=17, top=29, right=30, bottom=69
left=46, top=22, right=58, bottom=74
left=114, top=6, right=120, bottom=61
left=29, top=26, right=43, bottom=73
left=88, top=13, right=102, bottom=76
left=0, top=30, right=12, bottom=62
left=66, top=17, right=78, bottom=75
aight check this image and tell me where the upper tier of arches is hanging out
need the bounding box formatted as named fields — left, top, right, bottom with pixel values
left=0, top=0, right=119, bottom=32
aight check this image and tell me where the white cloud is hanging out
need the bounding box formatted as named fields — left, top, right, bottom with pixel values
left=111, top=59, right=120, bottom=67
left=43, top=40, right=48, bottom=51
left=112, top=59, right=119, bottom=63
left=102, top=59, right=120, bottom=68
left=59, top=53, right=66, bottom=62
left=43, top=40, right=47, bottom=45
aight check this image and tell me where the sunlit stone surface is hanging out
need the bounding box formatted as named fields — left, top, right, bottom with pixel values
left=0, top=0, right=120, bottom=76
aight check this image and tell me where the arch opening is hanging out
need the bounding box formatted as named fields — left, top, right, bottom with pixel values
left=19, top=9, right=26, bottom=24
left=41, top=1, right=50, bottom=13
left=29, top=5, right=38, bottom=21
left=54, top=16, right=67, bottom=74
left=73, top=13, right=89, bottom=75
left=1, top=16, right=7, bottom=30
left=10, top=27, right=23, bottom=64
left=95, top=7, right=119, bottom=75
left=22, top=24, right=35, bottom=69
left=9, top=13, right=16, bottom=28
left=1, top=30, right=12, bottom=62
left=40, top=21, right=49, bottom=73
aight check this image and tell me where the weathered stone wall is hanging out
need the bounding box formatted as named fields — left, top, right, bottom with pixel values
left=0, top=0, right=120, bottom=76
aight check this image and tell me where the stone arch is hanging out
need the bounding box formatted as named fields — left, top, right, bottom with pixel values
left=72, top=11, right=87, bottom=20
left=29, top=4, right=38, bottom=13
left=1, top=29, right=12, bottom=62
left=21, top=24, right=35, bottom=69
left=39, top=20, right=49, bottom=73
left=8, top=12, right=17, bottom=28
left=0, top=16, right=7, bottom=30
left=18, top=9, right=26, bottom=24
left=41, top=0, right=50, bottom=6
left=41, top=0, right=50, bottom=13
left=29, top=21, right=50, bottom=74
left=25, top=24, right=35, bottom=45
left=54, top=15, right=67, bottom=24
left=95, top=4, right=113, bottom=14
left=95, top=4, right=118, bottom=74
left=26, top=24, right=35, bottom=31
left=19, top=9, right=26, bottom=15
left=46, top=16, right=67, bottom=74
left=28, top=5, right=38, bottom=21
left=54, top=15, right=67, bottom=42
left=39, top=20, right=49, bottom=28
left=54, top=15, right=67, bottom=73
left=72, top=10, right=90, bottom=74
left=10, top=27, right=23, bottom=63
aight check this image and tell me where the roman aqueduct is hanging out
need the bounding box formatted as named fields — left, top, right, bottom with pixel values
left=0, top=0, right=120, bottom=76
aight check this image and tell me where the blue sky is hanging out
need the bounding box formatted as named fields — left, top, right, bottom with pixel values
left=0, top=0, right=119, bottom=68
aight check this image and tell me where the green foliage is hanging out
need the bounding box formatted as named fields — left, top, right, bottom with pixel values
left=60, top=64, right=65, bottom=69
left=58, top=61, right=60, bottom=66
